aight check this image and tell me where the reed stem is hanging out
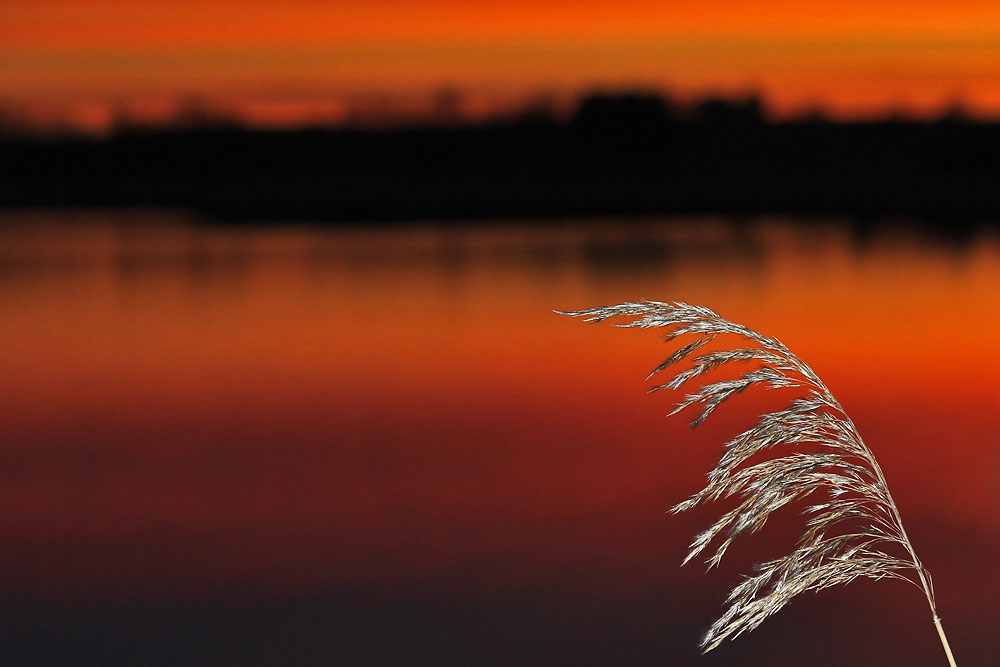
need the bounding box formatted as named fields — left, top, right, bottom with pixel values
left=932, top=616, right=958, bottom=667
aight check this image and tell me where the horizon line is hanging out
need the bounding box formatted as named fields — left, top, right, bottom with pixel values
left=1, top=86, right=993, bottom=137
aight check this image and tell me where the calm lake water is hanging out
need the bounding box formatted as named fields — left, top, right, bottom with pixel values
left=0, top=210, right=997, bottom=666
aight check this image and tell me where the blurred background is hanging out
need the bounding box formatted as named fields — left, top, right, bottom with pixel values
left=1, top=2, right=999, bottom=666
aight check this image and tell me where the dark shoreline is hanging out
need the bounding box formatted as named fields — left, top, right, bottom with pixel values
left=4, top=95, right=1000, bottom=234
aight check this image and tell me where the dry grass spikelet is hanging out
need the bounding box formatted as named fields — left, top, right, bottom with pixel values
left=559, top=300, right=957, bottom=665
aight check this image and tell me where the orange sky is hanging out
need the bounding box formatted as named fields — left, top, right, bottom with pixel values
left=4, top=0, right=1000, bottom=129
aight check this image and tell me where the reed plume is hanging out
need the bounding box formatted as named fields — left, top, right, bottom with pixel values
left=559, top=300, right=957, bottom=665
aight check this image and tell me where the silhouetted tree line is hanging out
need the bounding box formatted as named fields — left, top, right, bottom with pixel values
left=1, top=92, right=998, bottom=229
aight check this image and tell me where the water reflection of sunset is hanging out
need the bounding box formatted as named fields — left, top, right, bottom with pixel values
left=0, top=213, right=997, bottom=664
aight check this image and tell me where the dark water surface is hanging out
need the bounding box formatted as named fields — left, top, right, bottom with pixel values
left=0, top=211, right=997, bottom=666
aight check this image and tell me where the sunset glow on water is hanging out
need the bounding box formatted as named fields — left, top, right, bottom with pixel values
left=0, top=212, right=997, bottom=665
